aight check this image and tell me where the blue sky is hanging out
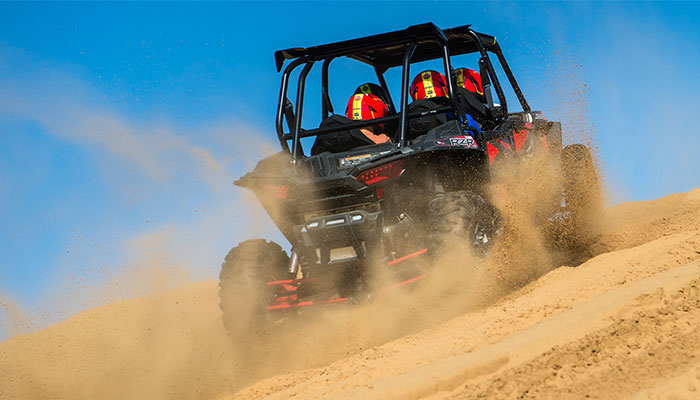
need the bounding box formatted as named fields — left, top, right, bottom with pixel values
left=1, top=1, right=699, bottom=336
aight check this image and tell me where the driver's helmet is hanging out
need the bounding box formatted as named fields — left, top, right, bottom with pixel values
left=454, top=68, right=484, bottom=97
left=354, top=83, right=394, bottom=113
left=410, top=70, right=449, bottom=101
left=345, top=93, right=389, bottom=130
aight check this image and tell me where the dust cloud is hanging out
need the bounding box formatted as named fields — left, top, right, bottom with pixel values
left=228, top=188, right=699, bottom=400
left=3, top=145, right=699, bottom=400
left=0, top=117, right=611, bottom=400
left=218, top=141, right=606, bottom=395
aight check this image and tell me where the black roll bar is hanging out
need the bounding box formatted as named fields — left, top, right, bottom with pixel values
left=439, top=41, right=461, bottom=124
left=465, top=28, right=508, bottom=115
left=276, top=57, right=308, bottom=152
left=478, top=57, right=495, bottom=111
left=292, top=61, right=314, bottom=162
left=281, top=106, right=454, bottom=141
left=493, top=43, right=530, bottom=113
left=321, top=58, right=334, bottom=119
left=276, top=25, right=529, bottom=159
left=398, top=42, right=418, bottom=147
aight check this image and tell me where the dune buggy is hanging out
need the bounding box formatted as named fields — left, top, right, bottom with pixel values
left=219, top=23, right=600, bottom=334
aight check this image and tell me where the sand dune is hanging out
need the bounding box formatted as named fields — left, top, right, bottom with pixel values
left=1, top=189, right=699, bottom=399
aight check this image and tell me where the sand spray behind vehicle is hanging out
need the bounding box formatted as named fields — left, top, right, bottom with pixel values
left=0, top=147, right=608, bottom=400
left=244, top=141, right=605, bottom=385
left=59, top=124, right=605, bottom=398
left=221, top=139, right=607, bottom=394
left=486, top=151, right=562, bottom=291
left=222, top=158, right=556, bottom=391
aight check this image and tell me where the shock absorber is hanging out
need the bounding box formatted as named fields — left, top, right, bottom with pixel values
left=288, top=250, right=300, bottom=276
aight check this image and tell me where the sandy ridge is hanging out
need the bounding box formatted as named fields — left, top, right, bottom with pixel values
left=449, top=277, right=700, bottom=399
left=343, top=261, right=700, bottom=400
left=1, top=189, right=699, bottom=400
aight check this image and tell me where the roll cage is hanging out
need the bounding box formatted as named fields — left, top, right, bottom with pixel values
left=275, top=23, right=530, bottom=161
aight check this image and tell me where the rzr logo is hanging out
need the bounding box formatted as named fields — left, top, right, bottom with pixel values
left=434, top=136, right=478, bottom=148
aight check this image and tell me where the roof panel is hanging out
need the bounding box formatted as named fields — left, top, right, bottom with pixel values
left=274, top=23, right=496, bottom=72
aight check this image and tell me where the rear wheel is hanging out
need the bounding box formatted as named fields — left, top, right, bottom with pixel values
left=218, top=239, right=293, bottom=337
left=427, top=191, right=500, bottom=257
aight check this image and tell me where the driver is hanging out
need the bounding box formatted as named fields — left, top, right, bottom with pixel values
left=345, top=93, right=393, bottom=144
